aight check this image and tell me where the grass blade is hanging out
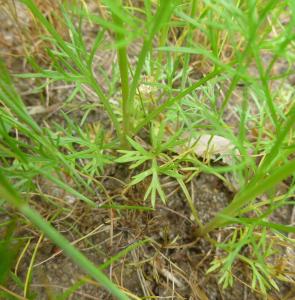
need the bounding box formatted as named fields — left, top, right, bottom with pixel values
left=0, top=172, right=129, bottom=300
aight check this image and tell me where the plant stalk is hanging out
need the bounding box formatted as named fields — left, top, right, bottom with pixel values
left=0, top=172, right=129, bottom=300
left=200, top=158, right=295, bottom=236
left=111, top=2, right=130, bottom=147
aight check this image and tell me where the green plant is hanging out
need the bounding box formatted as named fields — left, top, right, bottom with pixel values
left=207, top=226, right=280, bottom=294
left=0, top=0, right=295, bottom=298
left=116, top=124, right=185, bottom=206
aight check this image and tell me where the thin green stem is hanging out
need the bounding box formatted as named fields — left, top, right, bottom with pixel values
left=24, top=234, right=43, bottom=297
left=0, top=173, right=129, bottom=300
left=134, top=68, right=222, bottom=134
left=200, top=159, right=295, bottom=235
left=88, top=74, right=123, bottom=143
left=177, top=179, right=203, bottom=229
left=128, top=0, right=174, bottom=125
left=111, top=2, right=130, bottom=146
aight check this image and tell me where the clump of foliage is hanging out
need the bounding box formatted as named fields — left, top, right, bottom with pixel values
left=0, top=0, right=294, bottom=299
